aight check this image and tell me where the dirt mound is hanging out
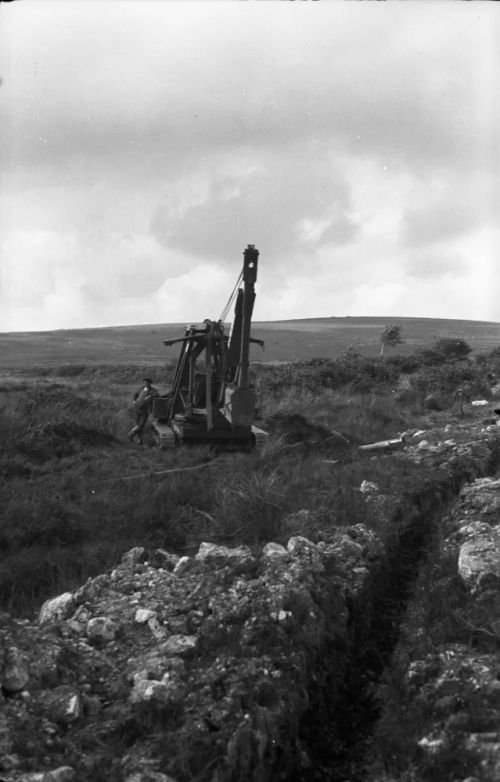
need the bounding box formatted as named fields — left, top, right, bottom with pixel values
left=265, top=412, right=351, bottom=451
left=15, top=422, right=116, bottom=462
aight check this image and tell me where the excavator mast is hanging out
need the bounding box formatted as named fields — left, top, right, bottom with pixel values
left=150, top=245, right=266, bottom=450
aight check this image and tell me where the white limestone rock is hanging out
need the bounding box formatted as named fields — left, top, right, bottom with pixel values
left=262, top=542, right=288, bottom=560
left=39, top=592, right=74, bottom=625
left=458, top=528, right=500, bottom=593
left=147, top=616, right=166, bottom=640
left=173, top=556, right=197, bottom=575
left=135, top=608, right=157, bottom=624
left=359, top=480, right=379, bottom=494
left=195, top=542, right=254, bottom=564
left=287, top=536, right=317, bottom=557
left=130, top=676, right=186, bottom=706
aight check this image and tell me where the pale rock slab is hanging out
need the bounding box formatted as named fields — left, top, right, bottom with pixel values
left=39, top=593, right=74, bottom=625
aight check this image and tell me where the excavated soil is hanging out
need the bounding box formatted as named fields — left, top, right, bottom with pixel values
left=1, top=419, right=499, bottom=782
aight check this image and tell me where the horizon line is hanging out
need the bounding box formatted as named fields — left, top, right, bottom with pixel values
left=2, top=313, right=500, bottom=336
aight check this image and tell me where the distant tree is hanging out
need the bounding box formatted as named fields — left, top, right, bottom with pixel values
left=380, top=324, right=404, bottom=356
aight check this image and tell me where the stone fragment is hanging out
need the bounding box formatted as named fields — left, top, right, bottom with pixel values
left=39, top=592, right=74, bottom=624
left=135, top=608, right=157, bottom=624
left=162, top=634, right=197, bottom=657
left=67, top=604, right=90, bottom=635
left=287, top=536, right=317, bottom=557
left=73, top=574, right=111, bottom=604
left=122, top=547, right=147, bottom=567
left=40, top=686, right=81, bottom=726
left=270, top=610, right=292, bottom=622
left=1, top=646, right=29, bottom=693
left=359, top=480, right=379, bottom=494
left=262, top=542, right=288, bottom=560
left=173, top=556, right=196, bottom=575
left=130, top=653, right=185, bottom=690
left=43, top=766, right=76, bottom=782
left=458, top=531, right=500, bottom=592
left=196, top=542, right=254, bottom=564
left=405, top=658, right=438, bottom=688
left=417, top=440, right=429, bottom=450
left=324, top=535, right=363, bottom=562
left=458, top=521, right=492, bottom=541
left=86, top=616, right=117, bottom=643
left=418, top=735, right=445, bottom=754
left=130, top=676, right=186, bottom=706
left=148, top=616, right=166, bottom=640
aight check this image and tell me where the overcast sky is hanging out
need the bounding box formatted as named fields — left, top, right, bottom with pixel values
left=1, top=0, right=499, bottom=332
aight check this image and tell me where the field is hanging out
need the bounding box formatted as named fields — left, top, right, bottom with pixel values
left=1, top=316, right=500, bottom=617
left=1, top=315, right=500, bottom=368
left=1, top=319, right=500, bottom=781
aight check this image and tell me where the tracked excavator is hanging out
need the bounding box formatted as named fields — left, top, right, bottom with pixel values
left=150, top=245, right=267, bottom=450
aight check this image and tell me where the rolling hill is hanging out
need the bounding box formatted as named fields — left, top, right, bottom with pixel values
left=1, top=316, right=499, bottom=368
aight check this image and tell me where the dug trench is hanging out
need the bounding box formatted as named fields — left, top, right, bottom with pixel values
left=294, top=449, right=500, bottom=782
left=1, top=423, right=500, bottom=782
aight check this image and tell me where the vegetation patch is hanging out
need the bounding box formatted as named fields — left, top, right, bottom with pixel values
left=0, top=337, right=499, bottom=779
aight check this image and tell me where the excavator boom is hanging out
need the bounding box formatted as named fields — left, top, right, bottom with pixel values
left=150, top=245, right=266, bottom=450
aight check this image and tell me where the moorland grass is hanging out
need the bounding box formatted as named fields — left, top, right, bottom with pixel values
left=1, top=346, right=499, bottom=615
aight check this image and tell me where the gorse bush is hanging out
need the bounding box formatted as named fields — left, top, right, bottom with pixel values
left=410, top=361, right=492, bottom=401
left=257, top=353, right=399, bottom=397
left=418, top=337, right=472, bottom=364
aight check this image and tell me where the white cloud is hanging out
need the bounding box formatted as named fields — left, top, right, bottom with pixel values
left=0, top=1, right=498, bottom=332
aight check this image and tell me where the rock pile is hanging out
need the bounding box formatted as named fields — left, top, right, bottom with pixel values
left=0, top=528, right=381, bottom=781
left=1, top=421, right=500, bottom=781
left=373, top=475, right=500, bottom=781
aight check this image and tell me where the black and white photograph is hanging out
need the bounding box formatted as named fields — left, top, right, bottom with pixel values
left=1, top=1, right=500, bottom=780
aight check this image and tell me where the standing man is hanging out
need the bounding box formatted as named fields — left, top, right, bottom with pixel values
left=127, top=377, right=159, bottom=444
